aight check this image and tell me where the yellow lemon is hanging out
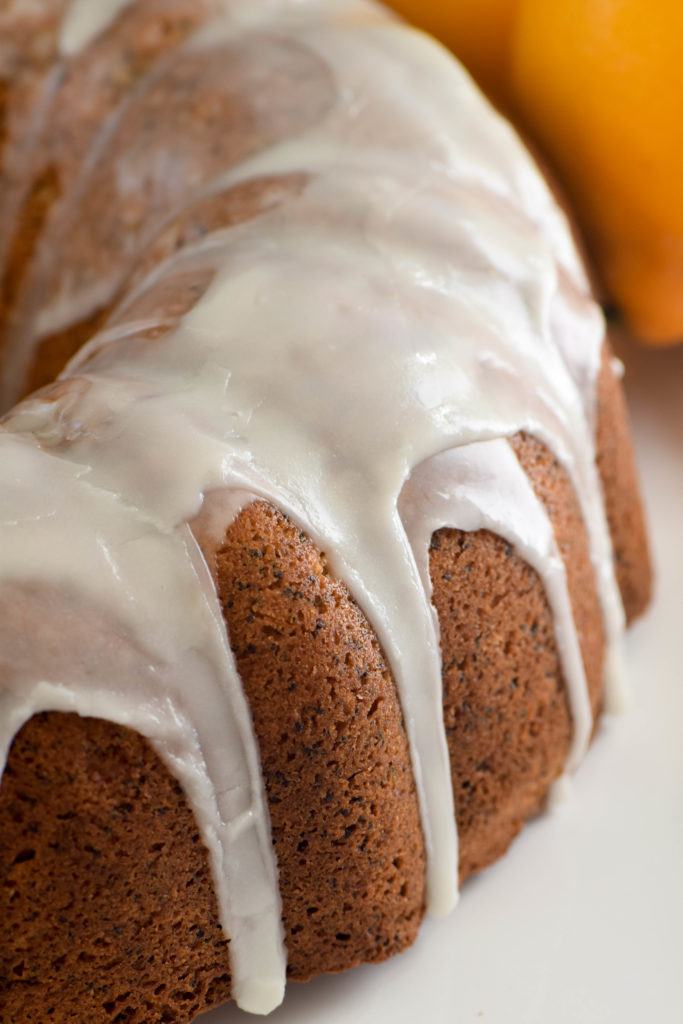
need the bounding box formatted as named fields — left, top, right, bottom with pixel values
left=386, top=0, right=520, bottom=103
left=386, top=0, right=683, bottom=344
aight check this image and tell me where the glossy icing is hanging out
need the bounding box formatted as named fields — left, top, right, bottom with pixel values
left=59, top=0, right=137, bottom=55
left=0, top=0, right=624, bottom=1014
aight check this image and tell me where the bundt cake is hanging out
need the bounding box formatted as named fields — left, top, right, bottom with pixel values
left=0, top=1, right=651, bottom=1021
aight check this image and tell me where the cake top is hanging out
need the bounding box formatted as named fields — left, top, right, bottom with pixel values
left=0, top=0, right=622, bottom=1013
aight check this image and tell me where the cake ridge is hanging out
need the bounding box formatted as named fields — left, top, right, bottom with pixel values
left=0, top=2, right=647, bottom=1019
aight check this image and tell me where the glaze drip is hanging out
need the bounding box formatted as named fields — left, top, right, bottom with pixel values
left=59, top=0, right=137, bottom=55
left=0, top=1, right=624, bottom=1015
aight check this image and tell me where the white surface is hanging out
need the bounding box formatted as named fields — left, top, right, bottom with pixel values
left=204, top=334, right=683, bottom=1024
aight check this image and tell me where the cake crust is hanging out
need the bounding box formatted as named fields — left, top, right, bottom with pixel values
left=0, top=378, right=651, bottom=1021
left=0, top=0, right=652, bottom=1019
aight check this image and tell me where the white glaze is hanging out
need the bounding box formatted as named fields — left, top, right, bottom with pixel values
left=59, top=0, right=136, bottom=55
left=0, top=0, right=625, bottom=1015
left=398, top=439, right=592, bottom=771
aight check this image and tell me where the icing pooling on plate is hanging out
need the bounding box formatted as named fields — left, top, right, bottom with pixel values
left=0, top=0, right=625, bottom=1015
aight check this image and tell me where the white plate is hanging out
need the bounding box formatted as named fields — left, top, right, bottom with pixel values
left=206, top=334, right=683, bottom=1024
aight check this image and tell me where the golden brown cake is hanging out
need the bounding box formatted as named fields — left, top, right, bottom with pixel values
left=0, top=2, right=651, bottom=1022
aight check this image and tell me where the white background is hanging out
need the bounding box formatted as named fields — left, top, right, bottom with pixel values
left=207, top=333, right=683, bottom=1023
